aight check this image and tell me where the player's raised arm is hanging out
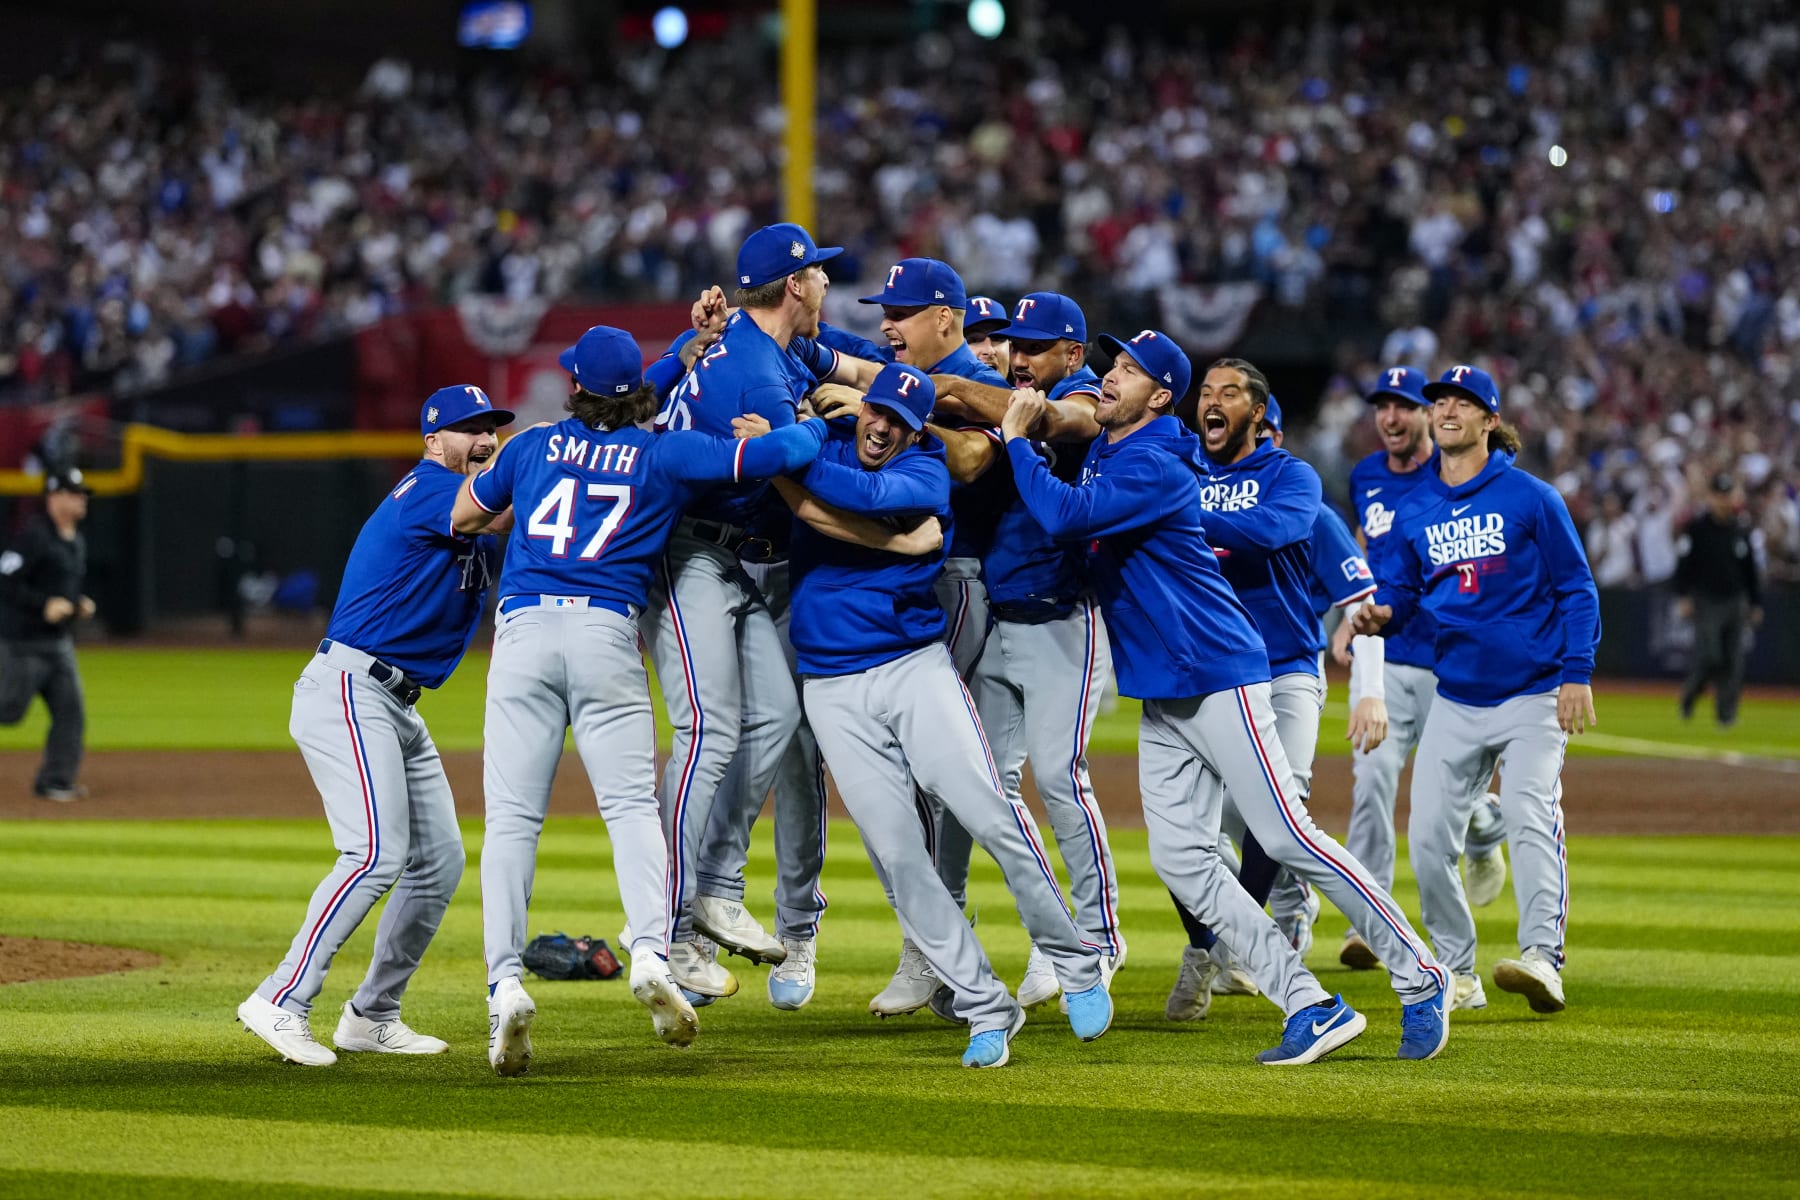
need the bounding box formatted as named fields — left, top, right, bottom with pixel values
left=930, top=374, right=1016, bottom=426
left=769, top=476, right=944, bottom=555
left=930, top=423, right=1001, bottom=484
left=1203, top=456, right=1324, bottom=557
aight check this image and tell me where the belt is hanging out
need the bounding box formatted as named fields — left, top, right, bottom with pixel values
left=317, top=639, right=422, bottom=707
left=498, top=594, right=638, bottom=620
left=682, top=516, right=784, bottom=565
left=990, top=601, right=1075, bottom=625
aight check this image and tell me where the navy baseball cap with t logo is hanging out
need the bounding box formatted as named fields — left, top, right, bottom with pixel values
left=965, top=295, right=1010, bottom=335
left=1097, top=329, right=1192, bottom=403
left=736, top=223, right=843, bottom=288
left=1366, top=365, right=1431, bottom=407
left=1005, top=292, right=1086, bottom=343
left=861, top=363, right=936, bottom=432
left=559, top=325, right=646, bottom=397
left=1423, top=364, right=1502, bottom=413
left=421, top=384, right=515, bottom=436
left=858, top=258, right=968, bottom=309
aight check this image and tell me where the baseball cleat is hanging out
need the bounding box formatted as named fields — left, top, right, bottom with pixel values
left=767, top=937, right=817, bottom=1011
left=962, top=1006, right=1027, bottom=1069
left=1210, top=948, right=1261, bottom=997
left=237, top=994, right=336, bottom=1066
left=668, top=935, right=739, bottom=999
left=1277, top=886, right=1322, bottom=956
left=1464, top=846, right=1509, bottom=909
left=487, top=977, right=536, bottom=1077
left=1166, top=945, right=1220, bottom=1022
left=1450, top=972, right=1488, bottom=1012
left=1256, top=995, right=1366, bottom=1066
left=1058, top=947, right=1118, bottom=1015
left=630, top=955, right=700, bottom=1048
left=1493, top=948, right=1566, bottom=1013
left=1064, top=983, right=1113, bottom=1042
left=34, top=785, right=88, bottom=803
left=927, top=983, right=966, bottom=1025
left=333, top=1000, right=449, bottom=1054
left=1398, top=989, right=1450, bottom=1060
left=692, top=895, right=788, bottom=966
left=1339, top=931, right=1382, bottom=971
left=869, top=938, right=938, bottom=1017
left=1016, top=944, right=1060, bottom=1010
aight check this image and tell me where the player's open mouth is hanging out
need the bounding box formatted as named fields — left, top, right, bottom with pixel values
left=1201, top=410, right=1228, bottom=435
left=863, top=430, right=894, bottom=457
left=469, top=448, right=494, bottom=463
left=1013, top=368, right=1034, bottom=387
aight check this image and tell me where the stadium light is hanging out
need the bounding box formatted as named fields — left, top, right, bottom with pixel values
left=1548, top=144, right=1568, bottom=168
left=968, top=0, right=1005, bottom=39
left=653, top=6, right=689, bottom=49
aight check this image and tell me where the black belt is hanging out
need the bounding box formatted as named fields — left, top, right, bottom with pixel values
left=684, top=517, right=784, bottom=565
left=318, top=639, right=423, bottom=707
left=990, top=602, right=1075, bottom=625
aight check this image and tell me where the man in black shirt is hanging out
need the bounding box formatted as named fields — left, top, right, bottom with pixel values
left=1675, top=472, right=1763, bottom=728
left=0, top=469, right=96, bottom=800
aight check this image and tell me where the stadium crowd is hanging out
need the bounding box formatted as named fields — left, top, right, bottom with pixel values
left=1, top=6, right=1796, bottom=580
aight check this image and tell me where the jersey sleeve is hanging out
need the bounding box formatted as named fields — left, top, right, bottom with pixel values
left=1007, top=440, right=1177, bottom=538
left=467, top=431, right=534, bottom=517
left=1202, top=456, right=1322, bottom=557
left=811, top=323, right=886, bottom=370
left=1371, top=513, right=1425, bottom=636
left=644, top=329, right=698, bottom=400
left=1311, top=508, right=1378, bottom=609
left=0, top=524, right=53, bottom=614
left=661, top=421, right=828, bottom=487
left=1536, top=485, right=1602, bottom=684
left=801, top=442, right=948, bottom=518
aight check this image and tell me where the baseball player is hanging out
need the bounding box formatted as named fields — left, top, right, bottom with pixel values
left=236, top=385, right=512, bottom=1067
left=769, top=362, right=1112, bottom=1067
left=640, top=224, right=880, bottom=1003
left=964, top=295, right=1011, bottom=373
left=1341, top=367, right=1507, bottom=974
left=451, top=323, right=840, bottom=1074
left=1002, top=328, right=1448, bottom=1063
left=917, top=292, right=1125, bottom=1018
left=1353, top=365, right=1599, bottom=1015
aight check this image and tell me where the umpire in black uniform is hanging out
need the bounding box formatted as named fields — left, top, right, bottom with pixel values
left=0, top=468, right=96, bottom=800
left=1675, top=472, right=1763, bottom=728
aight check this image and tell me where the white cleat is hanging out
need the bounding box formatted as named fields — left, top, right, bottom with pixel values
left=1464, top=847, right=1509, bottom=909
left=487, top=977, right=537, bottom=1077
left=1165, top=945, right=1220, bottom=1022
left=1209, top=943, right=1261, bottom=996
left=630, top=955, right=700, bottom=1047
left=869, top=938, right=938, bottom=1017
left=692, top=895, right=788, bottom=965
left=1017, top=945, right=1060, bottom=1011
left=767, top=937, right=817, bottom=1011
left=237, top=994, right=336, bottom=1066
left=1339, top=931, right=1382, bottom=971
left=1493, top=948, right=1566, bottom=1014
left=1450, top=972, right=1489, bottom=1012
left=668, top=935, right=740, bottom=999
left=333, top=1000, right=449, bottom=1054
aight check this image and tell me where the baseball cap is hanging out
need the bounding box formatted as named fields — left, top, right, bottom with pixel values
left=44, top=467, right=92, bottom=495
left=1005, top=292, right=1086, bottom=343
left=965, top=295, right=1011, bottom=335
left=1097, top=329, right=1192, bottom=403
left=1263, top=395, right=1284, bottom=432
left=558, top=325, right=646, bottom=397
left=736, top=222, right=843, bottom=289
left=1423, top=365, right=1501, bottom=414
left=421, top=384, right=515, bottom=436
left=859, top=258, right=967, bottom=309
left=861, top=363, right=936, bottom=432
left=1366, top=365, right=1431, bottom=407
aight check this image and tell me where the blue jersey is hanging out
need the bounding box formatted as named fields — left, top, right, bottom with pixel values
left=468, top=416, right=827, bottom=615
left=1196, top=439, right=1326, bottom=678
left=326, top=459, right=497, bottom=690
left=984, top=366, right=1104, bottom=617
left=789, top=420, right=953, bottom=677
left=653, top=312, right=840, bottom=529
left=1375, top=450, right=1601, bottom=707
left=1349, top=450, right=1438, bottom=669
left=1008, top=417, right=1269, bottom=701
left=1308, top=504, right=1377, bottom=620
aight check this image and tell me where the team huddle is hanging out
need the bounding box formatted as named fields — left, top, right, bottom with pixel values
left=234, top=220, right=1601, bottom=1073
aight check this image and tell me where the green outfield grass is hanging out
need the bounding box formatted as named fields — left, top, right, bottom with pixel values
left=3, top=646, right=1798, bottom=760
left=0, top=819, right=1796, bottom=1198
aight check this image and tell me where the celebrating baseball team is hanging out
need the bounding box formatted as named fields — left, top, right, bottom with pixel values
left=234, top=217, right=1601, bottom=1074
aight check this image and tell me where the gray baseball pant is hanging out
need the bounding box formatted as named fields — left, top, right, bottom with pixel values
left=923, top=557, right=993, bottom=907
left=964, top=600, right=1124, bottom=955
left=1409, top=691, right=1570, bottom=974
left=257, top=646, right=464, bottom=1019
left=480, top=604, right=670, bottom=985
left=1146, top=682, right=1449, bottom=1004
left=805, top=644, right=1102, bottom=1033
left=642, top=526, right=799, bottom=941
left=1220, top=671, right=1324, bottom=925
left=1348, top=662, right=1506, bottom=896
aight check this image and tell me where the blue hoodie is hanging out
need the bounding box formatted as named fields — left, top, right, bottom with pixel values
left=1349, top=448, right=1438, bottom=670
left=1307, top=503, right=1378, bottom=620
left=1375, top=450, right=1601, bottom=707
left=1007, top=415, right=1269, bottom=700
left=789, top=419, right=954, bottom=677
left=1196, top=439, right=1327, bottom=678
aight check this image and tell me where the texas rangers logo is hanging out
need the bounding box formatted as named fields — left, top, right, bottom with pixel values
left=1127, top=331, right=1172, bottom=382
left=1387, top=368, right=1407, bottom=388
left=1340, top=556, right=1373, bottom=583
left=790, top=240, right=805, bottom=259
left=1449, top=365, right=1474, bottom=383
left=886, top=264, right=904, bottom=289
left=894, top=373, right=922, bottom=398
left=1014, top=297, right=1037, bottom=321
left=972, top=297, right=996, bottom=319
left=465, top=386, right=489, bottom=407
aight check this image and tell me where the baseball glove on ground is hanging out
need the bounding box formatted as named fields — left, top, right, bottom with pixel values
left=521, top=933, right=623, bottom=981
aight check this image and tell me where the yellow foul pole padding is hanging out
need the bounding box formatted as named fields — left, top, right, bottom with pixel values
left=780, top=0, right=817, bottom=232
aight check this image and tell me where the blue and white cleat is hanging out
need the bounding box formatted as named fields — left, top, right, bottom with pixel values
left=1256, top=995, right=1366, bottom=1066
left=1064, top=983, right=1113, bottom=1042
left=680, top=987, right=717, bottom=1009
left=767, top=937, right=817, bottom=1011
left=1398, top=989, right=1450, bottom=1060
left=962, top=1007, right=1026, bottom=1068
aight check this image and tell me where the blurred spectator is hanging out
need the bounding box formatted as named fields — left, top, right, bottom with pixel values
left=1586, top=492, right=1640, bottom=589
